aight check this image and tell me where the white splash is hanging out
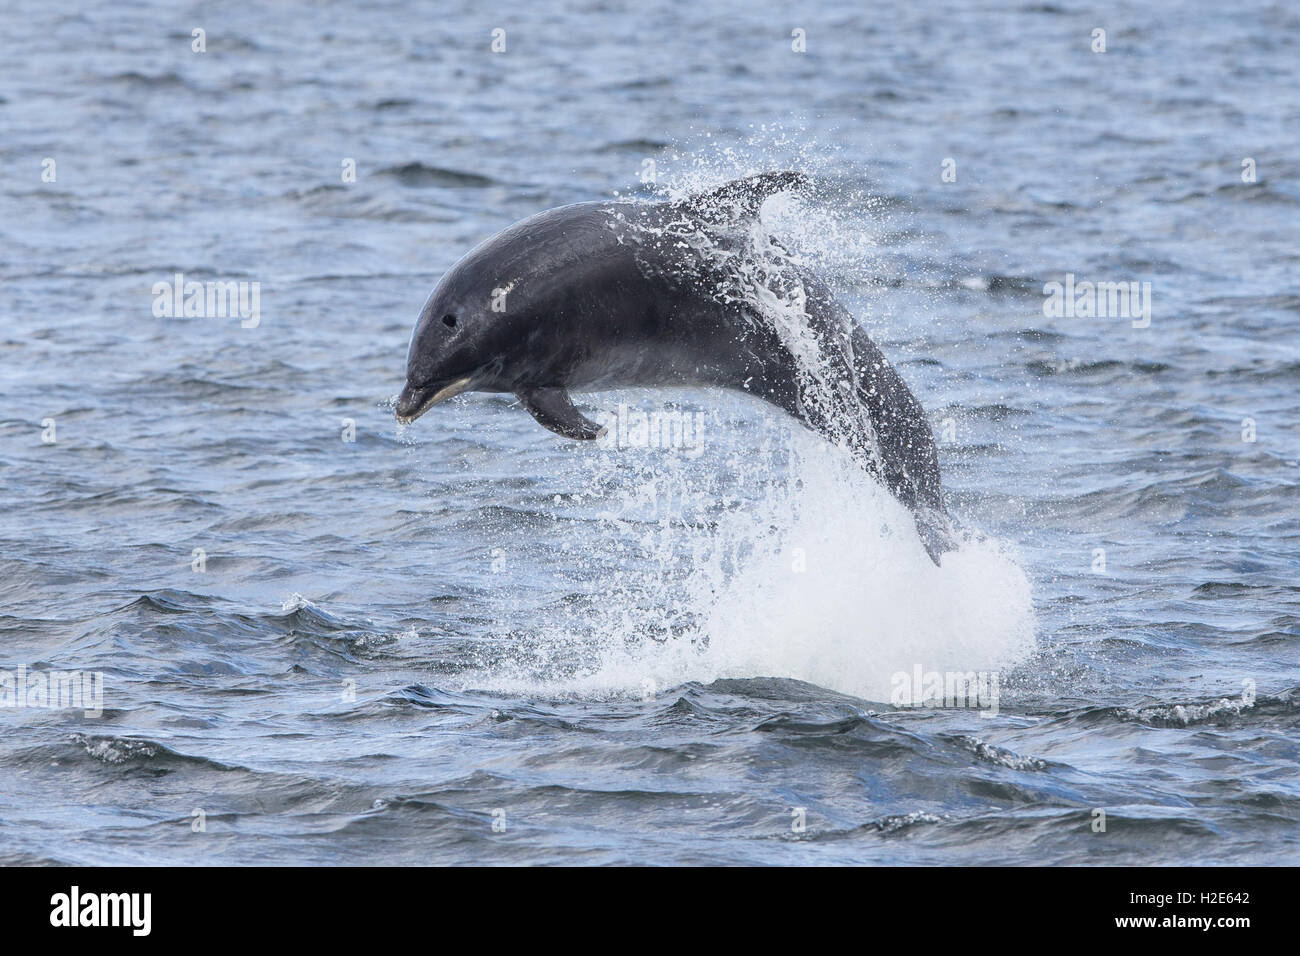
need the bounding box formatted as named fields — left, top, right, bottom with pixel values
left=456, top=427, right=1035, bottom=703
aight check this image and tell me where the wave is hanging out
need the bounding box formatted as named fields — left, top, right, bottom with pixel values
left=371, top=163, right=497, bottom=188
left=1052, top=687, right=1298, bottom=729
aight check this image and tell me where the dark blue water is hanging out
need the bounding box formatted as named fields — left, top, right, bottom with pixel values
left=1, top=0, right=1297, bottom=864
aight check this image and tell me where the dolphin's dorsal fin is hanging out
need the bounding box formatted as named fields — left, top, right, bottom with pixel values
left=516, top=387, right=607, bottom=440
left=682, top=171, right=809, bottom=220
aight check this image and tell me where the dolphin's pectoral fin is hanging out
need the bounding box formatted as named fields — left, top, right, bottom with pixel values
left=685, top=171, right=810, bottom=220
left=516, top=388, right=607, bottom=441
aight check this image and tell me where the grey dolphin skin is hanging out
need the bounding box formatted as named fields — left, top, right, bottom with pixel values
left=397, top=172, right=955, bottom=562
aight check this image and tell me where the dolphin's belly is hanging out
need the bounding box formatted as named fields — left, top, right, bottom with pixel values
left=567, top=345, right=733, bottom=391
left=564, top=306, right=759, bottom=392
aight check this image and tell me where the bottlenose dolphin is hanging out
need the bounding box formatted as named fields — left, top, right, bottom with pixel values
left=397, top=172, right=953, bottom=561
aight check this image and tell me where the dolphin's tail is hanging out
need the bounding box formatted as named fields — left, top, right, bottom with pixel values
left=913, top=505, right=959, bottom=566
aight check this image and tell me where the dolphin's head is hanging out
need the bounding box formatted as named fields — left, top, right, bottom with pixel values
left=395, top=270, right=518, bottom=424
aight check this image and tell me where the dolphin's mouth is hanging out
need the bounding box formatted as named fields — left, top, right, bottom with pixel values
left=394, top=376, right=475, bottom=424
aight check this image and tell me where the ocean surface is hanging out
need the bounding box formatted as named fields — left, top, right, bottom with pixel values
left=1, top=0, right=1298, bottom=865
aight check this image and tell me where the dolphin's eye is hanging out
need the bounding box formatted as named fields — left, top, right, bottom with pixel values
left=442, top=314, right=457, bottom=329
